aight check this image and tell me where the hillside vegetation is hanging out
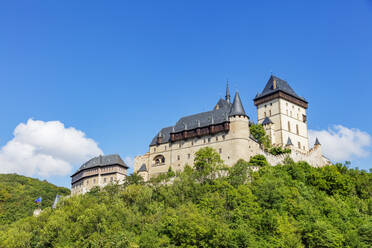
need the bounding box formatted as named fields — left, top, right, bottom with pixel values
left=0, top=174, right=70, bottom=226
left=0, top=148, right=371, bottom=248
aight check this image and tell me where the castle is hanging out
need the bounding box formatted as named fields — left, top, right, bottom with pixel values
left=134, top=75, right=330, bottom=180
left=71, top=154, right=128, bottom=195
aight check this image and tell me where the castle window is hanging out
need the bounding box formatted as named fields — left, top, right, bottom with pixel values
left=154, top=148, right=156, bottom=152
left=288, top=121, right=291, bottom=132
left=110, top=177, right=113, bottom=182
left=269, top=110, right=272, bottom=116
left=264, top=112, right=267, bottom=117
left=265, top=104, right=267, bottom=108
left=219, top=148, right=222, bottom=154
left=204, top=139, right=206, bottom=143
left=104, top=178, right=106, bottom=183
left=177, top=155, right=180, bottom=161
left=208, top=138, right=211, bottom=142
left=179, top=143, right=181, bottom=148
left=303, top=114, right=307, bottom=123
left=297, top=113, right=299, bottom=119
left=93, top=179, right=96, bottom=183
left=296, top=125, right=299, bottom=135
left=188, top=154, right=190, bottom=159
left=216, top=137, right=218, bottom=141
left=154, top=155, right=165, bottom=165
left=222, top=135, right=225, bottom=140
left=270, top=103, right=272, bottom=106
left=298, top=142, right=301, bottom=149
left=286, top=102, right=288, bottom=106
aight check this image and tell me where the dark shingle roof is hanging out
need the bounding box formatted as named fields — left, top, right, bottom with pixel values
left=138, top=164, right=147, bottom=172
left=229, top=92, right=246, bottom=117
left=315, top=137, right=321, bottom=146
left=262, top=117, right=273, bottom=125
left=150, top=126, right=175, bottom=146
left=77, top=154, right=128, bottom=173
left=254, top=75, right=307, bottom=103
left=149, top=96, right=249, bottom=146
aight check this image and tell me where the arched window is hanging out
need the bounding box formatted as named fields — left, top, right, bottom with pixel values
left=288, top=121, right=291, bottom=132
left=154, top=155, right=165, bottom=166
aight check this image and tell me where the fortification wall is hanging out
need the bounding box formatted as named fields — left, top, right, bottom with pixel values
left=259, top=145, right=330, bottom=167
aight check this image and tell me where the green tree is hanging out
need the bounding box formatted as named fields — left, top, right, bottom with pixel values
left=250, top=123, right=271, bottom=149
left=193, top=147, right=226, bottom=182
left=248, top=154, right=269, bottom=167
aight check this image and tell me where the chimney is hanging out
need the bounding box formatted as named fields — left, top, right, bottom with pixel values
left=157, top=132, right=162, bottom=144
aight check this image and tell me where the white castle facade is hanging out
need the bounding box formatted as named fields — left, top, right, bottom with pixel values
left=134, top=75, right=330, bottom=181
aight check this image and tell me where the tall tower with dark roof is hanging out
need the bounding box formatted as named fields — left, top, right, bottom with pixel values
left=254, top=75, right=309, bottom=151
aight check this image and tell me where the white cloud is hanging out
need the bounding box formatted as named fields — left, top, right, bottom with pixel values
left=0, top=119, right=103, bottom=177
left=309, top=125, right=371, bottom=162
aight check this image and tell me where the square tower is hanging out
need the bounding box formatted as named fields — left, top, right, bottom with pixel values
left=254, top=75, right=309, bottom=151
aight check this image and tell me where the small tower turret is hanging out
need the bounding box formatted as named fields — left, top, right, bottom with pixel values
left=314, top=137, right=321, bottom=147
left=229, top=91, right=250, bottom=139
left=286, top=137, right=293, bottom=148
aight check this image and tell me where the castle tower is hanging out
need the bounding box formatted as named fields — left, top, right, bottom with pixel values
left=254, top=75, right=309, bottom=151
left=228, top=92, right=251, bottom=161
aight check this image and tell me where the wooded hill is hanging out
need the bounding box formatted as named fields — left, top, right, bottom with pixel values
left=0, top=174, right=70, bottom=226
left=0, top=148, right=371, bottom=248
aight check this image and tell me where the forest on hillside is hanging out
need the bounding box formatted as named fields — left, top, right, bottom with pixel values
left=0, top=148, right=371, bottom=248
left=0, top=174, right=70, bottom=226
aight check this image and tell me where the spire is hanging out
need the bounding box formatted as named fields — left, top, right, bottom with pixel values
left=229, top=91, right=246, bottom=117
left=286, top=137, right=293, bottom=146
left=315, top=137, right=321, bottom=146
left=225, top=80, right=231, bottom=103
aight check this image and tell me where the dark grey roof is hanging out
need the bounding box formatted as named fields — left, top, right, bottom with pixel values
left=150, top=97, right=250, bottom=146
left=286, top=137, right=293, bottom=146
left=150, top=126, right=174, bottom=146
left=229, top=92, right=246, bottom=117
left=77, top=154, right=128, bottom=173
left=254, top=75, right=307, bottom=103
left=138, top=164, right=147, bottom=172
left=262, top=117, right=273, bottom=125
left=315, top=137, right=321, bottom=146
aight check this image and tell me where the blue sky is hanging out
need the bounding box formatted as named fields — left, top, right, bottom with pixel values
left=1, top=1, right=372, bottom=188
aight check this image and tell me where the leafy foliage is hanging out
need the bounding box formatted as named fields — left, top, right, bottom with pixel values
left=0, top=151, right=371, bottom=248
left=0, top=174, right=70, bottom=226
left=268, top=146, right=291, bottom=155
left=250, top=123, right=271, bottom=149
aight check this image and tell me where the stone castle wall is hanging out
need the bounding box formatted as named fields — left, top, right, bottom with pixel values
left=259, top=145, right=329, bottom=168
